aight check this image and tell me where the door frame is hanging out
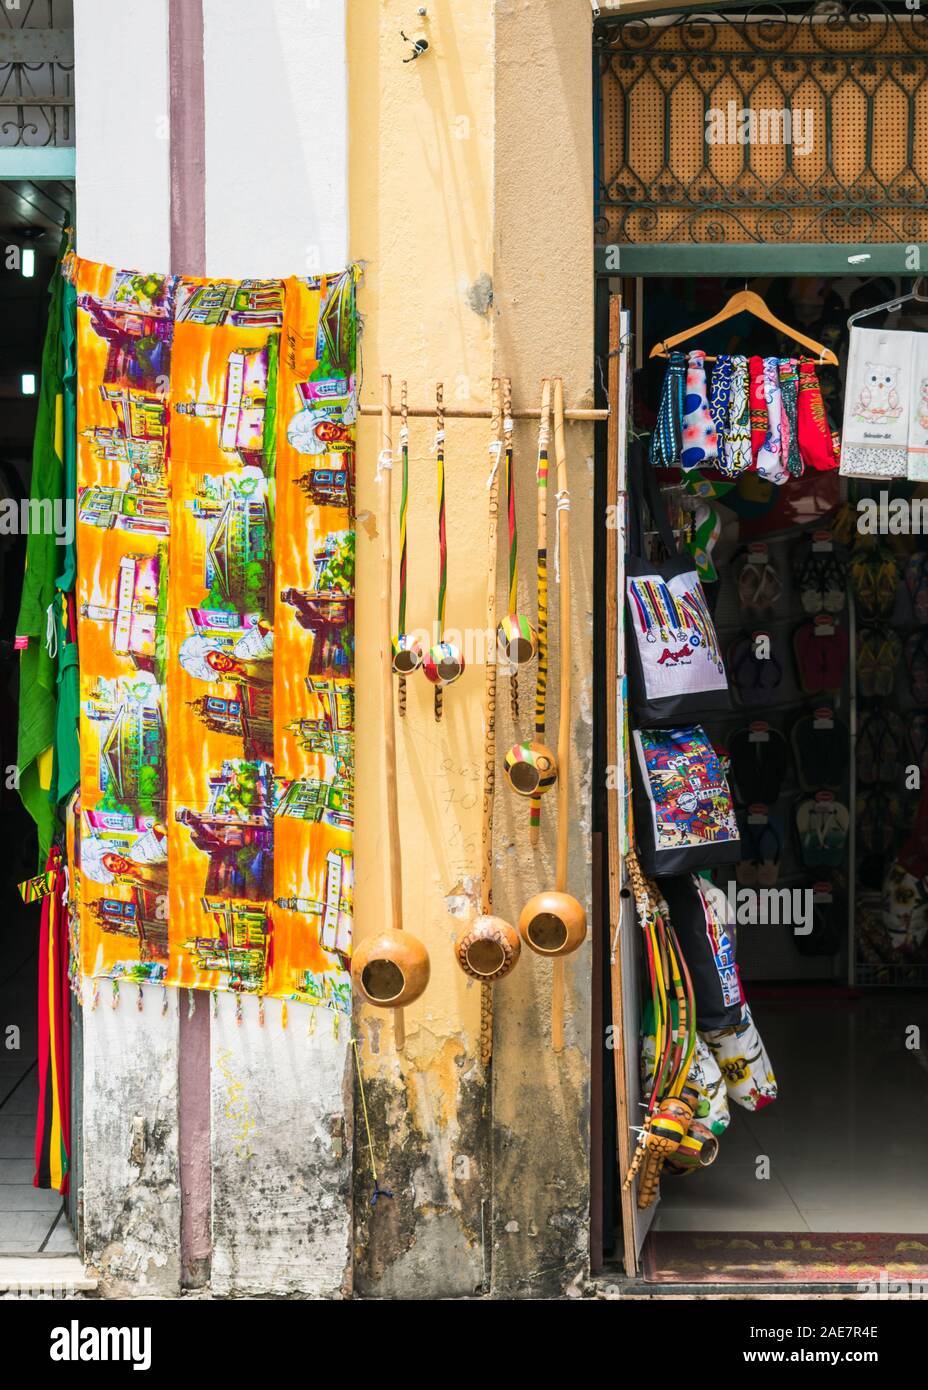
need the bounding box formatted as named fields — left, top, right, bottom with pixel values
left=594, top=246, right=901, bottom=1279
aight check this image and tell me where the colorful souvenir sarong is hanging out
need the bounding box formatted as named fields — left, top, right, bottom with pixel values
left=72, top=261, right=357, bottom=1013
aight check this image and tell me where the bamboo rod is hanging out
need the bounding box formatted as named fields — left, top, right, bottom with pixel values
left=604, top=295, right=638, bottom=1278
left=529, top=379, right=552, bottom=847
left=551, top=377, right=570, bottom=1054
left=479, top=380, right=503, bottom=1069
left=380, top=374, right=405, bottom=1052
left=359, top=404, right=608, bottom=421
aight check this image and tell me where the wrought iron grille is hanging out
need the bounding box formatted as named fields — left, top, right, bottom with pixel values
left=0, top=0, right=74, bottom=148
left=596, top=1, right=928, bottom=243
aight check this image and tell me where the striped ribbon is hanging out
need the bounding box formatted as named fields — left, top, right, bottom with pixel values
left=530, top=398, right=550, bottom=835
left=398, top=388, right=410, bottom=717
left=435, top=383, right=446, bottom=721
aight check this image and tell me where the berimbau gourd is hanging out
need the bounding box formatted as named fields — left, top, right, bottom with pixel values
left=503, top=380, right=557, bottom=820
left=496, top=378, right=538, bottom=725
left=391, top=383, right=422, bottom=714
left=422, top=383, right=464, bottom=719
left=453, top=379, right=521, bottom=987
left=517, top=380, right=587, bottom=1048
left=351, top=375, right=430, bottom=1040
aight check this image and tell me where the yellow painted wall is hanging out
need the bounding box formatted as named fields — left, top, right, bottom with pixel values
left=348, top=0, right=596, bottom=1296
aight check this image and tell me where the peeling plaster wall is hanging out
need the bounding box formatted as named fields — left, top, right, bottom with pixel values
left=490, top=0, right=596, bottom=1299
left=81, top=987, right=181, bottom=1295
left=348, top=0, right=596, bottom=1298
left=74, top=0, right=179, bottom=1298
left=200, top=0, right=353, bottom=1298
left=74, top=0, right=353, bottom=1297
left=348, top=0, right=495, bottom=1299
left=210, top=997, right=352, bottom=1298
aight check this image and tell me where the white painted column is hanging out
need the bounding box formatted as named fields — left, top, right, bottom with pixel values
left=201, top=0, right=352, bottom=1296
left=73, top=0, right=171, bottom=271
left=73, top=0, right=352, bottom=1295
left=202, top=0, right=348, bottom=278
left=72, top=0, right=181, bottom=1296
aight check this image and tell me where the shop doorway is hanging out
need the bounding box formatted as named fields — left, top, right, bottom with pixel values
left=0, top=181, right=78, bottom=1258
left=598, top=270, right=928, bottom=1286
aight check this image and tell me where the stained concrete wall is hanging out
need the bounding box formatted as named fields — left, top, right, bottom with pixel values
left=347, top=0, right=595, bottom=1298
left=490, top=0, right=596, bottom=1299
left=348, top=0, right=495, bottom=1300
left=73, top=0, right=353, bottom=1297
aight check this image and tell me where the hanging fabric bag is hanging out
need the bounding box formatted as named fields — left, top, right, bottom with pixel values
left=626, top=445, right=731, bottom=725
left=631, top=724, right=741, bottom=875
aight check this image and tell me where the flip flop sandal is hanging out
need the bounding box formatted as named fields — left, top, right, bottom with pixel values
left=857, top=628, right=902, bottom=699
left=736, top=551, right=783, bottom=616
left=857, top=706, right=907, bottom=786
left=796, top=797, right=849, bottom=867
left=905, top=551, right=928, bottom=625
left=905, top=631, right=928, bottom=704
left=793, top=619, right=848, bottom=694
left=728, top=631, right=785, bottom=707
left=728, top=725, right=790, bottom=804
left=790, top=709, right=849, bottom=791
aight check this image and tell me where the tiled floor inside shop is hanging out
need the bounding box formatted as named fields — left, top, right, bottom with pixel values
left=0, top=878, right=76, bottom=1255
left=653, top=995, right=928, bottom=1233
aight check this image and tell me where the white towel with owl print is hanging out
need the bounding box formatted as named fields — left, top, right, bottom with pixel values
left=841, top=326, right=912, bottom=479
left=907, top=331, right=928, bottom=481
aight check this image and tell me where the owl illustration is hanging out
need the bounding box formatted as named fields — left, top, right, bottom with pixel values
left=853, top=363, right=903, bottom=423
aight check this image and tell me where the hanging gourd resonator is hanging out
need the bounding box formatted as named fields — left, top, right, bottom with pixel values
left=517, top=380, right=587, bottom=1047
left=351, top=374, right=430, bottom=1038
left=391, top=383, right=423, bottom=711
left=453, top=379, right=521, bottom=987
left=423, top=382, right=465, bottom=718
left=503, top=379, right=558, bottom=813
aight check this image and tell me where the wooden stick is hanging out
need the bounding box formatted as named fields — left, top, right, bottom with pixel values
left=552, top=377, right=570, bottom=1053
left=380, top=374, right=405, bottom=1052
left=359, top=404, right=609, bottom=421
left=529, top=380, right=552, bottom=847
left=479, top=380, right=503, bottom=1068
left=604, top=295, right=638, bottom=1277
left=502, top=377, right=519, bottom=724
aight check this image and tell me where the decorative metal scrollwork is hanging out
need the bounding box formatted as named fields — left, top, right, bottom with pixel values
left=597, top=0, right=928, bottom=243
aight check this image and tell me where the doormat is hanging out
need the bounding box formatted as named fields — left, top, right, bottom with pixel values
left=643, top=1232, right=928, bottom=1284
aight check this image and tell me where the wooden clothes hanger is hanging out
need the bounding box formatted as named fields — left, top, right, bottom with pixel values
left=649, top=288, right=839, bottom=366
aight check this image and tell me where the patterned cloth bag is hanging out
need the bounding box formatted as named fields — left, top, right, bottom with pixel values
left=703, top=1004, right=777, bottom=1111
left=631, top=725, right=741, bottom=876
left=626, top=446, right=731, bottom=725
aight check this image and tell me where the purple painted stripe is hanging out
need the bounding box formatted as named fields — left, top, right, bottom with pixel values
left=169, top=0, right=211, bottom=1289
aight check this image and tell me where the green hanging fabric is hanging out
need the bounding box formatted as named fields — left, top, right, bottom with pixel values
left=15, top=239, right=68, bottom=864
left=52, top=268, right=80, bottom=811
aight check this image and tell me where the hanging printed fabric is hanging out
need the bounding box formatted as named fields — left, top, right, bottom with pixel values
left=907, top=330, right=928, bottom=481
left=626, top=446, right=730, bottom=725
left=748, top=355, right=767, bottom=467
left=657, top=874, right=744, bottom=1029
left=33, top=845, right=71, bottom=1193
left=796, top=358, right=838, bottom=472
left=778, top=358, right=804, bottom=478
left=650, top=350, right=686, bottom=469
left=631, top=725, right=741, bottom=875
left=840, top=329, right=910, bottom=478
left=755, top=357, right=789, bottom=485
left=722, top=354, right=752, bottom=476
left=680, top=350, right=718, bottom=470
left=72, top=260, right=357, bottom=1014
left=707, top=354, right=732, bottom=455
